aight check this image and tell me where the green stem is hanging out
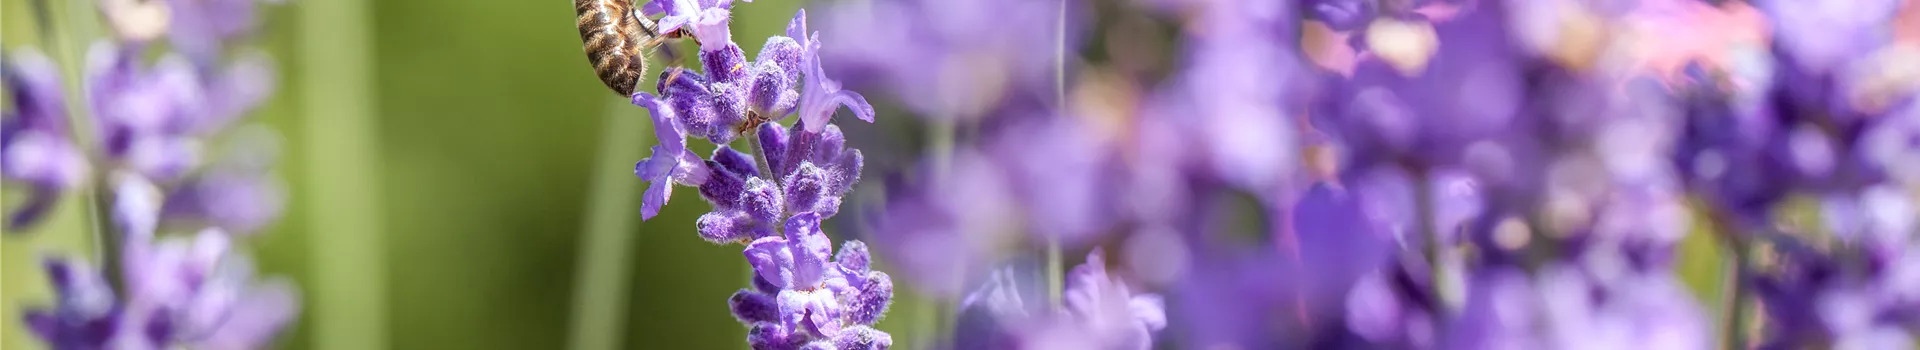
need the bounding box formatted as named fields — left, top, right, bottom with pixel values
left=1046, top=0, right=1068, bottom=310
left=746, top=129, right=774, bottom=182
left=1411, top=168, right=1455, bottom=316
left=565, top=98, right=648, bottom=350
left=299, top=0, right=388, bottom=347
left=1720, top=228, right=1752, bottom=350
left=35, top=0, right=114, bottom=285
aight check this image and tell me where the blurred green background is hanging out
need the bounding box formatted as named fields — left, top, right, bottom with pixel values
left=0, top=0, right=942, bottom=349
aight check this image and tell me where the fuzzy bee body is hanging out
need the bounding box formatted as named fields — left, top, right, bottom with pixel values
left=575, top=0, right=650, bottom=96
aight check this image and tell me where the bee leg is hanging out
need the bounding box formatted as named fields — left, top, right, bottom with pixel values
left=665, top=68, right=686, bottom=88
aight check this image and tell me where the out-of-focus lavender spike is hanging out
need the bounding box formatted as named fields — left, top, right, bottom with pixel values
left=817, top=0, right=1080, bottom=121
left=3, top=48, right=89, bottom=230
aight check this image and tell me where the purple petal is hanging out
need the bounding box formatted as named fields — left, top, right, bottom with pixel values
left=785, top=9, right=808, bottom=44
left=833, top=325, right=892, bottom=350
left=114, top=175, right=164, bottom=242
left=834, top=240, right=871, bottom=273
left=6, top=185, right=61, bottom=231
left=1130, top=294, right=1166, bottom=332
left=697, top=210, right=757, bottom=244
left=746, top=236, right=796, bottom=289
left=801, top=291, right=843, bottom=338
left=198, top=280, right=299, bottom=350
left=636, top=147, right=681, bottom=221
left=758, top=122, right=790, bottom=172
left=702, top=43, right=749, bottom=85
left=691, top=8, right=734, bottom=47
left=631, top=92, right=687, bottom=155
left=749, top=322, right=804, bottom=350
left=747, top=61, right=793, bottom=115
left=731, top=289, right=779, bottom=324
left=744, top=177, right=785, bottom=225
left=782, top=163, right=830, bottom=216
left=23, top=310, right=58, bottom=341
left=848, top=271, right=892, bottom=325
left=810, top=124, right=846, bottom=166
left=785, top=213, right=833, bottom=287
left=776, top=290, right=809, bottom=331
left=712, top=146, right=759, bottom=177
left=796, top=33, right=875, bottom=133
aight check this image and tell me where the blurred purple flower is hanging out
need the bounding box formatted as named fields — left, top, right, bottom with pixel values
left=160, top=161, right=285, bottom=235
left=864, top=151, right=1023, bottom=297
left=25, top=176, right=298, bottom=349
left=817, top=0, right=1081, bottom=120
left=862, top=115, right=1122, bottom=296
left=949, top=250, right=1166, bottom=350
left=162, top=0, right=268, bottom=65
left=1749, top=230, right=1920, bottom=349
left=1146, top=0, right=1306, bottom=196
left=3, top=48, right=90, bottom=230
left=82, top=41, right=277, bottom=187
left=1318, top=5, right=1525, bottom=170
left=22, top=257, right=121, bottom=350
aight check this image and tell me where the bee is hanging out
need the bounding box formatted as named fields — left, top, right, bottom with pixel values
left=574, top=0, right=690, bottom=96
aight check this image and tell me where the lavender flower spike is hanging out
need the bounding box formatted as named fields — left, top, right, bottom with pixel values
left=790, top=10, right=873, bottom=133
left=3, top=48, right=90, bottom=230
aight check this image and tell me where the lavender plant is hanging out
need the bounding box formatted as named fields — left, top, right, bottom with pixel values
left=816, top=0, right=1920, bottom=348
left=6, top=0, right=299, bottom=348
left=626, top=1, right=893, bottom=348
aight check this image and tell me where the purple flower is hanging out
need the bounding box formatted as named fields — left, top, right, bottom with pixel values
left=643, top=10, right=809, bottom=145
left=160, top=162, right=285, bottom=236
left=162, top=0, right=270, bottom=66
left=863, top=151, right=1023, bottom=296
left=789, top=10, right=873, bottom=134
left=1318, top=5, right=1525, bottom=169
left=1749, top=231, right=1920, bottom=349
left=1044, top=249, right=1167, bottom=349
left=735, top=213, right=894, bottom=349
left=22, top=257, right=120, bottom=350
left=3, top=48, right=90, bottom=230
left=24, top=175, right=299, bottom=349
left=644, top=0, right=736, bottom=49
left=1757, top=0, right=1900, bottom=79
left=817, top=0, right=1080, bottom=120
left=949, top=251, right=1166, bottom=350
left=1147, top=0, right=1304, bottom=196
left=632, top=92, right=711, bottom=220
left=85, top=42, right=211, bottom=181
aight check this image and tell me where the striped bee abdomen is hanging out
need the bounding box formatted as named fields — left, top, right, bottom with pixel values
left=575, top=0, right=647, bottom=96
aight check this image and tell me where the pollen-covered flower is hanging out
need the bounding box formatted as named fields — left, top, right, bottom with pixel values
left=645, top=0, right=738, bottom=49
left=733, top=213, right=894, bottom=350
